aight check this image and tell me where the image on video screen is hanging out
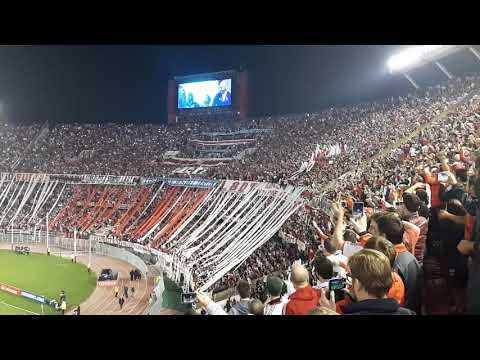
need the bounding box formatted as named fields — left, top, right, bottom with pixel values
left=178, top=79, right=232, bottom=109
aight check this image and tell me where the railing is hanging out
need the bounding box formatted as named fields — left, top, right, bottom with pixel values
left=0, top=233, right=148, bottom=275
left=0, top=232, right=92, bottom=252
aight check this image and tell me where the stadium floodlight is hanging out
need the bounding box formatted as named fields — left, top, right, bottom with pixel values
left=387, top=45, right=472, bottom=89
left=388, top=45, right=445, bottom=73
left=387, top=45, right=468, bottom=74
left=469, top=46, right=480, bottom=62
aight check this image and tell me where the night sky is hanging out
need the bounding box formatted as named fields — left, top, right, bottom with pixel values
left=0, top=45, right=478, bottom=125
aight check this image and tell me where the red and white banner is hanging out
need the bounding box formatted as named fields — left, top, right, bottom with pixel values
left=172, top=167, right=206, bottom=175
left=222, top=180, right=287, bottom=195
left=189, top=139, right=255, bottom=146
left=222, top=180, right=259, bottom=193
left=162, top=157, right=234, bottom=166
left=289, top=143, right=346, bottom=180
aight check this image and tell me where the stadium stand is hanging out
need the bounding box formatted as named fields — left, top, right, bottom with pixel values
left=1, top=72, right=480, bottom=314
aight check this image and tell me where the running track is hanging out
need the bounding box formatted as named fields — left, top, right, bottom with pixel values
left=74, top=254, right=155, bottom=315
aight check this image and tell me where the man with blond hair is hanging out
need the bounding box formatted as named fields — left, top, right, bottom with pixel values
left=321, top=249, right=415, bottom=315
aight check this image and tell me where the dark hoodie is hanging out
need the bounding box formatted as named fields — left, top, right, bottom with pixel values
left=341, top=298, right=416, bottom=315
left=441, top=181, right=480, bottom=314
left=285, top=286, right=320, bottom=315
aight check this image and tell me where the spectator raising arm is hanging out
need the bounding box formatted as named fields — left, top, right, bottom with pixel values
left=404, top=182, right=426, bottom=194
left=196, top=291, right=228, bottom=315
left=331, top=201, right=345, bottom=251
left=438, top=152, right=451, bottom=172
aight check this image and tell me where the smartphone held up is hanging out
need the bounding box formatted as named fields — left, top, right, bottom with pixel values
left=352, top=202, right=364, bottom=218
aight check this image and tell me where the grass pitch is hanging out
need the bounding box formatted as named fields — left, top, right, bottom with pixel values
left=0, top=250, right=97, bottom=315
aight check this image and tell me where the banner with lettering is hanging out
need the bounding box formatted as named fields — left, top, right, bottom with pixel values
left=141, top=177, right=218, bottom=189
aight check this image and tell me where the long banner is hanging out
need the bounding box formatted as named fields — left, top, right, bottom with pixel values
left=140, top=177, right=218, bottom=188
left=189, top=139, right=256, bottom=146
left=0, top=282, right=47, bottom=304
left=222, top=180, right=296, bottom=195
left=199, top=128, right=272, bottom=137
left=162, top=157, right=235, bottom=165
left=0, top=172, right=219, bottom=188
left=0, top=172, right=140, bottom=186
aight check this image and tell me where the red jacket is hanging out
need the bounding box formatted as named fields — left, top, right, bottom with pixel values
left=286, top=286, right=320, bottom=315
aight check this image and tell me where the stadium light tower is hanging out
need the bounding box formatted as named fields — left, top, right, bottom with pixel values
left=387, top=45, right=469, bottom=89
left=469, top=46, right=480, bottom=62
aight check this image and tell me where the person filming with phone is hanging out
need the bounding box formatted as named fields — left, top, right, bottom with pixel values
left=320, top=249, right=415, bottom=315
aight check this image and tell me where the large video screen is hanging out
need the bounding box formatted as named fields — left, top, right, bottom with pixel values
left=178, top=79, right=232, bottom=109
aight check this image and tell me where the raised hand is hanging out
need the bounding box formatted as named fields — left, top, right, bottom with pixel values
left=331, top=201, right=345, bottom=220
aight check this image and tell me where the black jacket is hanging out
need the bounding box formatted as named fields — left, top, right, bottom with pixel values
left=441, top=183, right=480, bottom=314
left=341, top=298, right=416, bottom=315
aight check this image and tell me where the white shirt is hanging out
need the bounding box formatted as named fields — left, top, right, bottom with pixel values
left=284, top=279, right=296, bottom=296
left=327, top=251, right=348, bottom=278
left=263, top=297, right=288, bottom=315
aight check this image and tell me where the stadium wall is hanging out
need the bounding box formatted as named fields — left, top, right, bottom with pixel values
left=94, top=243, right=149, bottom=275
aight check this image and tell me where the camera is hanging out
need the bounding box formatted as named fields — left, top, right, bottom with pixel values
left=181, top=292, right=197, bottom=304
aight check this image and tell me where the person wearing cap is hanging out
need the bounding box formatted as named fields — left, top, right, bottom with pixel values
left=263, top=276, right=288, bottom=315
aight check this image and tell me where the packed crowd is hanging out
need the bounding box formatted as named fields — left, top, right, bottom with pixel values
left=205, top=73, right=480, bottom=296
left=191, top=74, right=480, bottom=314
left=1, top=71, right=480, bottom=314
left=0, top=74, right=474, bottom=188
left=211, top=234, right=303, bottom=294
left=194, top=142, right=480, bottom=314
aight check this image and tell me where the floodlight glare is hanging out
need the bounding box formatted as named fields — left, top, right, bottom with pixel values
left=387, top=45, right=452, bottom=73
left=387, top=47, right=424, bottom=73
